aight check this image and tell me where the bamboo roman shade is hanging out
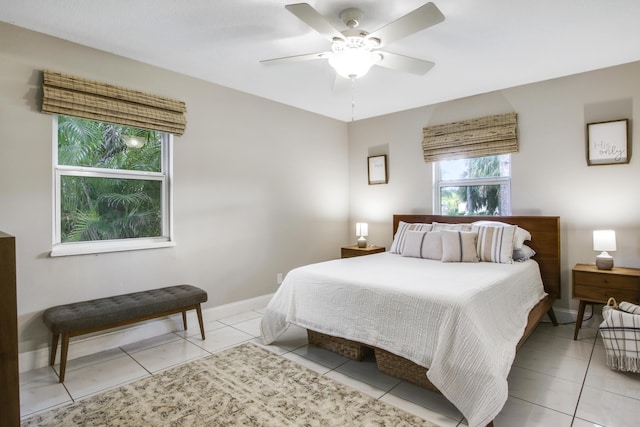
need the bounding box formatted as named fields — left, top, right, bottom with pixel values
left=41, top=70, right=187, bottom=135
left=422, top=113, right=518, bottom=162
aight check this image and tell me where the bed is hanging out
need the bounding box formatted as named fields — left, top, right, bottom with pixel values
left=261, top=215, right=560, bottom=427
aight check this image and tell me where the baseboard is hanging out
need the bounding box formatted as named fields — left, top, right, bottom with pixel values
left=551, top=306, right=577, bottom=324
left=19, top=297, right=581, bottom=373
left=19, top=293, right=274, bottom=373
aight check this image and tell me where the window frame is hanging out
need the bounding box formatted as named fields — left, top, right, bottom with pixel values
left=433, top=155, right=512, bottom=216
left=50, top=116, right=175, bottom=257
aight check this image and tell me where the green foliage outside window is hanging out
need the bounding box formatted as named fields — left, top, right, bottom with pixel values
left=57, top=116, right=164, bottom=242
left=439, top=155, right=510, bottom=216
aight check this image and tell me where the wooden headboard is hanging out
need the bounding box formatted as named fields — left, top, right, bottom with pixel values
left=393, top=215, right=561, bottom=299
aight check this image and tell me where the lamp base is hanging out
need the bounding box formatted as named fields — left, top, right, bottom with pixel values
left=596, top=255, right=614, bottom=270
left=357, top=237, right=367, bottom=248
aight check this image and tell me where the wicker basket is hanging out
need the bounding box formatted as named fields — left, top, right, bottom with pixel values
left=306, top=330, right=369, bottom=361
left=374, top=348, right=439, bottom=392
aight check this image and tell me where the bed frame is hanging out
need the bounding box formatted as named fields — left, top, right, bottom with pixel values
left=307, top=215, right=560, bottom=426
left=393, top=214, right=560, bottom=348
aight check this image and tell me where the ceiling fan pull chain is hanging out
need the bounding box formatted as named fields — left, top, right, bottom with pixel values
left=351, top=78, right=356, bottom=122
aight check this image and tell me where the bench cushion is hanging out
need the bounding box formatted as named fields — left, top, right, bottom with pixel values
left=42, top=285, right=207, bottom=334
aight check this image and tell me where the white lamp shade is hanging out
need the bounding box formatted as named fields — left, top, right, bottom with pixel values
left=355, top=223, right=368, bottom=237
left=593, top=230, right=616, bottom=252
left=329, top=50, right=381, bottom=79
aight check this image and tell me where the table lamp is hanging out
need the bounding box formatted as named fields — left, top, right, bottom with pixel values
left=593, top=230, right=616, bottom=270
left=356, top=223, right=368, bottom=248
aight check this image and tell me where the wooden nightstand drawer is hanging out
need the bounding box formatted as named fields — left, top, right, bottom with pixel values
left=341, top=246, right=385, bottom=258
left=573, top=283, right=638, bottom=303
left=573, top=271, right=638, bottom=290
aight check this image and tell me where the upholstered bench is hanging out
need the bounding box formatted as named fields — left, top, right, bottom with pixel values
left=42, top=284, right=207, bottom=382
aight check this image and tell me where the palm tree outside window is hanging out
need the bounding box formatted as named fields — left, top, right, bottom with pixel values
left=52, top=115, right=173, bottom=256
left=434, top=154, right=511, bottom=216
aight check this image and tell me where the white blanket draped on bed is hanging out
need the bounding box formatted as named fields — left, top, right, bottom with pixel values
left=261, top=252, right=546, bottom=427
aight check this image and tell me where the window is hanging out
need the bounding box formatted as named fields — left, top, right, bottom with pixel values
left=51, top=115, right=174, bottom=256
left=434, top=154, right=511, bottom=216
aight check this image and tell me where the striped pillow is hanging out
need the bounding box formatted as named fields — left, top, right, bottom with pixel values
left=432, top=222, right=473, bottom=232
left=400, top=230, right=443, bottom=260
left=472, top=220, right=531, bottom=249
left=441, top=230, right=479, bottom=263
left=472, top=224, right=516, bottom=264
left=390, top=222, right=432, bottom=254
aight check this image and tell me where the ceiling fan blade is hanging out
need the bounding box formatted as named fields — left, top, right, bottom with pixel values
left=376, top=51, right=435, bottom=75
left=260, top=51, right=332, bottom=65
left=367, top=2, right=444, bottom=47
left=285, top=3, right=345, bottom=41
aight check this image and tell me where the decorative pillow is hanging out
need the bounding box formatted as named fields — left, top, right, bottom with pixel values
left=390, top=222, right=432, bottom=254
left=513, top=245, right=536, bottom=261
left=441, top=230, right=479, bottom=263
left=472, top=220, right=531, bottom=250
left=401, top=231, right=443, bottom=260
left=472, top=224, right=516, bottom=264
left=432, top=222, right=473, bottom=232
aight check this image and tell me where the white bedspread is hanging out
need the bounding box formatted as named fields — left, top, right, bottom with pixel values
left=261, top=252, right=546, bottom=427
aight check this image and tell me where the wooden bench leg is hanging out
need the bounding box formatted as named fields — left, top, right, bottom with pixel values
left=196, top=304, right=205, bottom=341
left=59, top=334, right=70, bottom=383
left=50, top=333, right=59, bottom=367
left=181, top=310, right=188, bottom=330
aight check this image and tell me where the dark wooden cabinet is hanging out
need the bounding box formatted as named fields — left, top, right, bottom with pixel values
left=0, top=232, right=19, bottom=426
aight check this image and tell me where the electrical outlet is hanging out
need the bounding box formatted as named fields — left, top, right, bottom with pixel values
left=276, top=272, right=283, bottom=285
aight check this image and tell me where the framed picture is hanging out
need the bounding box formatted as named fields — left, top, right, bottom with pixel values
left=587, top=119, right=629, bottom=165
left=368, top=155, right=388, bottom=185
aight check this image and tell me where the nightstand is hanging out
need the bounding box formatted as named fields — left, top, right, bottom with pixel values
left=572, top=263, right=640, bottom=340
left=341, top=245, right=385, bottom=258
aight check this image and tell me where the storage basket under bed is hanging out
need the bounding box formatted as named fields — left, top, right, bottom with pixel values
left=373, top=347, right=439, bottom=392
left=306, top=329, right=440, bottom=392
left=306, top=330, right=371, bottom=361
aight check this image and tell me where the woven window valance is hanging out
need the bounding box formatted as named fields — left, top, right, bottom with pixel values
left=422, top=112, right=518, bottom=162
left=41, top=70, right=187, bottom=135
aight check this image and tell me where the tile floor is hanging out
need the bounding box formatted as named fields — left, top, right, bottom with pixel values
left=19, top=308, right=640, bottom=426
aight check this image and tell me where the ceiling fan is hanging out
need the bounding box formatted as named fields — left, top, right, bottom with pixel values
left=261, top=2, right=445, bottom=80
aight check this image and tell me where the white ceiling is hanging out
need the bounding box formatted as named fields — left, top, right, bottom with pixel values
left=2, top=0, right=640, bottom=122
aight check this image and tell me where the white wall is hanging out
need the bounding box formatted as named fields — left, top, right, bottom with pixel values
left=348, top=61, right=640, bottom=310
left=0, top=23, right=349, bottom=359
left=4, top=20, right=640, bottom=361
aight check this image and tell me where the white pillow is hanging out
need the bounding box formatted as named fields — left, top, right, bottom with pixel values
left=513, top=245, right=536, bottom=261
left=401, top=231, right=442, bottom=260
left=472, top=224, right=516, bottom=264
left=390, top=222, right=432, bottom=254
left=472, top=220, right=531, bottom=250
left=441, top=230, right=479, bottom=263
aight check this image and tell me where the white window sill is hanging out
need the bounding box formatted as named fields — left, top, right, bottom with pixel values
left=50, top=238, right=176, bottom=257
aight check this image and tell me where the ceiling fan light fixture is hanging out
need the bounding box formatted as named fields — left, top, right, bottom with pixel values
left=329, top=37, right=381, bottom=79
left=122, top=135, right=146, bottom=149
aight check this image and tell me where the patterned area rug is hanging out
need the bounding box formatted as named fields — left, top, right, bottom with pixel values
left=22, top=343, right=440, bottom=426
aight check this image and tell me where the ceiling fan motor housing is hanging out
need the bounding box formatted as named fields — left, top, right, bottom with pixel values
left=339, top=8, right=364, bottom=29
